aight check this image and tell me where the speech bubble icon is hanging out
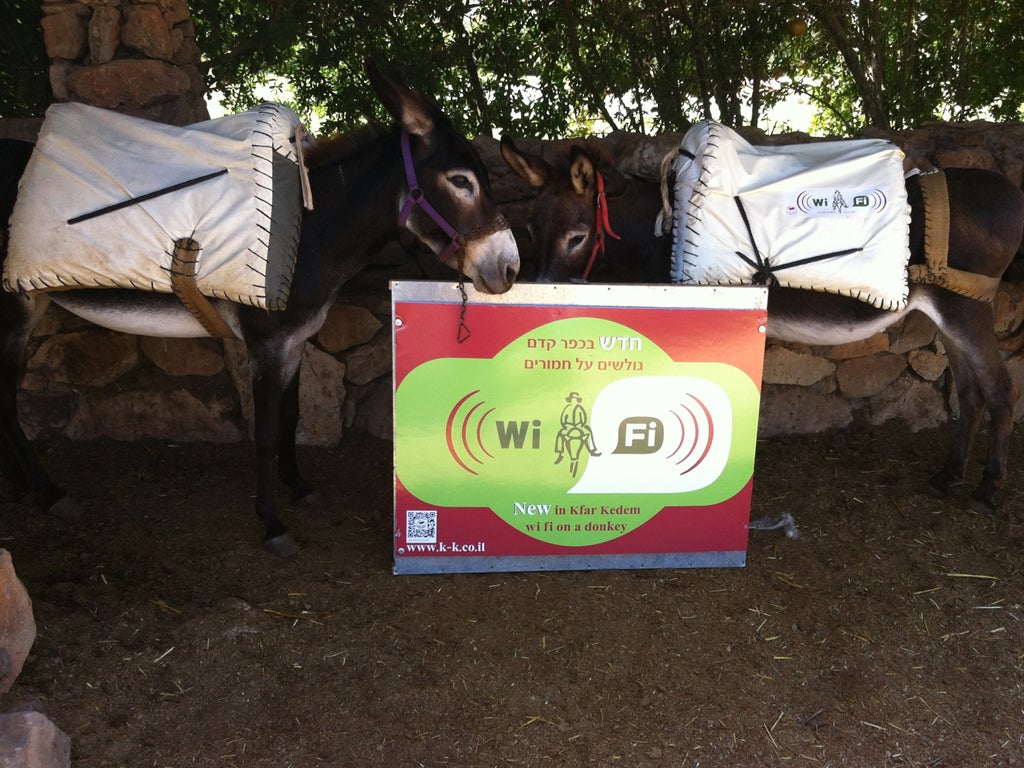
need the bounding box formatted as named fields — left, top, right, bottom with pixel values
left=569, top=376, right=732, bottom=495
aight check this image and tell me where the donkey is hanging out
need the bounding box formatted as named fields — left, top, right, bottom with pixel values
left=500, top=135, right=1024, bottom=516
left=0, top=63, right=519, bottom=556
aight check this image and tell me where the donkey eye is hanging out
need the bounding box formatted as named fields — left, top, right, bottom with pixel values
left=448, top=174, right=474, bottom=191
left=567, top=234, right=586, bottom=252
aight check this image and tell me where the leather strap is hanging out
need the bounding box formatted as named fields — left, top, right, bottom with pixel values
left=170, top=237, right=237, bottom=338
left=908, top=170, right=1001, bottom=301
left=293, top=123, right=314, bottom=211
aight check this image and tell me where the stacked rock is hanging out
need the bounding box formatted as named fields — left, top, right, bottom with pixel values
left=39, top=0, right=208, bottom=125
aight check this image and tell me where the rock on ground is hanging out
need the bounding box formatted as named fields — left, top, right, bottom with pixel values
left=0, top=551, right=34, bottom=695
left=0, top=712, right=70, bottom=768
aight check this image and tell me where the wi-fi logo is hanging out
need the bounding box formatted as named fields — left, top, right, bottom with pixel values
left=666, top=393, right=716, bottom=476
left=855, top=188, right=888, bottom=211
left=445, top=390, right=495, bottom=475
left=794, top=190, right=826, bottom=214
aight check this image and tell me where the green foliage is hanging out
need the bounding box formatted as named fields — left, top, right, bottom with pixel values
left=189, top=0, right=798, bottom=137
left=3, top=0, right=1022, bottom=135
left=0, top=0, right=49, bottom=118
left=799, top=0, right=1024, bottom=132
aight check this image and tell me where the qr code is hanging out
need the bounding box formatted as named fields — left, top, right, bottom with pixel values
left=406, top=510, right=437, bottom=543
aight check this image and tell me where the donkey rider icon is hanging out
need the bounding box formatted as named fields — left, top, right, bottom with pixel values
left=554, top=392, right=601, bottom=478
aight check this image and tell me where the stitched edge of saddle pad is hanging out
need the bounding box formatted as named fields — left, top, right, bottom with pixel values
left=668, top=120, right=912, bottom=311
left=4, top=101, right=303, bottom=311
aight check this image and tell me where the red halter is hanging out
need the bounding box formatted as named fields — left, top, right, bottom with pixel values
left=579, top=172, right=621, bottom=282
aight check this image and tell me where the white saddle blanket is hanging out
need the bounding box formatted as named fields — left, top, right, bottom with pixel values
left=665, top=121, right=911, bottom=311
left=5, top=101, right=305, bottom=310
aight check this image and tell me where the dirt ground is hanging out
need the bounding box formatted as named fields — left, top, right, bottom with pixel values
left=1, top=419, right=1023, bottom=768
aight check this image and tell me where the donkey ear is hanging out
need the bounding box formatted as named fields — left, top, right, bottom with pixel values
left=500, top=136, right=549, bottom=188
left=568, top=147, right=597, bottom=197
left=365, top=59, right=435, bottom=137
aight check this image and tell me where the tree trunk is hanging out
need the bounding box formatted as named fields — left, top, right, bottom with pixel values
left=814, top=2, right=890, bottom=129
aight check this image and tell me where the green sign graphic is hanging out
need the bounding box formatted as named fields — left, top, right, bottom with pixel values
left=395, top=317, right=760, bottom=546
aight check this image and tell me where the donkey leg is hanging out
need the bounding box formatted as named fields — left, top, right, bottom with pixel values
left=972, top=385, right=1018, bottom=516
left=0, top=366, right=71, bottom=511
left=933, top=301, right=1019, bottom=514
left=963, top=338, right=1018, bottom=515
left=251, top=375, right=301, bottom=557
left=928, top=339, right=983, bottom=499
left=276, top=367, right=325, bottom=512
left=247, top=334, right=308, bottom=557
left=0, top=293, right=77, bottom=515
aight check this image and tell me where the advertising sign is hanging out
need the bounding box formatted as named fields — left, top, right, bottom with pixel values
left=392, top=282, right=768, bottom=574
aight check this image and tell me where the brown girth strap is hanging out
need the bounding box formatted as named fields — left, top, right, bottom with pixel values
left=907, top=170, right=1001, bottom=302
left=170, top=237, right=237, bottom=339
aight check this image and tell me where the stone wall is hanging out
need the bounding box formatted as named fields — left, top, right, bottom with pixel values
left=4, top=68, right=1024, bottom=444
left=40, top=0, right=208, bottom=125
left=10, top=0, right=1024, bottom=445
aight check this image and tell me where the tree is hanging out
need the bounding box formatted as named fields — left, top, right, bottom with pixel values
left=188, top=0, right=800, bottom=137
left=796, top=0, right=1024, bottom=133
left=190, top=0, right=600, bottom=137
left=0, top=0, right=49, bottom=118
left=4, top=0, right=1023, bottom=135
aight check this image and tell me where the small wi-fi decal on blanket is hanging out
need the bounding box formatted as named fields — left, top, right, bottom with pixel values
left=793, top=187, right=889, bottom=215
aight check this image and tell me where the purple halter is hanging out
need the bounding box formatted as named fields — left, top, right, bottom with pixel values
left=397, top=129, right=463, bottom=263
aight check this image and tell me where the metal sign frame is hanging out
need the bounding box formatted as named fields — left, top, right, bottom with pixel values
left=392, top=281, right=768, bottom=574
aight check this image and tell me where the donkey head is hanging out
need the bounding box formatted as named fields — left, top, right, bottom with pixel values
left=501, top=136, right=628, bottom=282
left=368, top=62, right=519, bottom=294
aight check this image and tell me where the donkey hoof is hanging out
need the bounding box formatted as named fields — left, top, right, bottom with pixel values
left=967, top=495, right=997, bottom=518
left=48, top=495, right=84, bottom=520
left=925, top=479, right=951, bottom=499
left=926, top=471, right=963, bottom=500
left=263, top=532, right=301, bottom=558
